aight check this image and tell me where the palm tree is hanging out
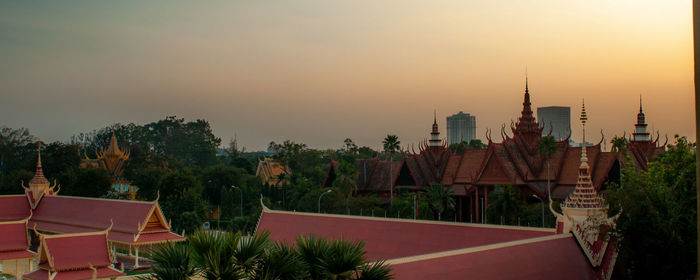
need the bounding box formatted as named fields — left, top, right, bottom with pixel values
left=255, top=243, right=306, bottom=280
left=333, top=160, right=359, bottom=214
left=356, top=260, right=394, bottom=280
left=611, top=136, right=628, bottom=154
left=486, top=185, right=523, bottom=225
left=537, top=136, right=557, bottom=201
left=138, top=242, right=197, bottom=280
left=424, top=183, right=455, bottom=221
left=296, top=235, right=330, bottom=280
left=322, top=239, right=367, bottom=280
left=382, top=135, right=400, bottom=205
left=188, top=230, right=245, bottom=280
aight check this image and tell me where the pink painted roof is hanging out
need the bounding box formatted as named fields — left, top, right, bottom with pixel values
left=389, top=235, right=597, bottom=280
left=0, top=249, right=35, bottom=261
left=256, top=209, right=553, bottom=260
left=24, top=266, right=124, bottom=280
left=32, top=196, right=155, bottom=233
left=0, top=195, right=31, bottom=221
left=43, top=233, right=111, bottom=271
left=0, top=221, right=29, bottom=252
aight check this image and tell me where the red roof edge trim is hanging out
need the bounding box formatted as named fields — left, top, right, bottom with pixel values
left=386, top=233, right=571, bottom=266
left=259, top=208, right=555, bottom=233
left=386, top=233, right=571, bottom=265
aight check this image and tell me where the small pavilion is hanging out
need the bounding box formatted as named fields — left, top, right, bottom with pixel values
left=23, top=229, right=125, bottom=280
left=0, top=216, right=36, bottom=278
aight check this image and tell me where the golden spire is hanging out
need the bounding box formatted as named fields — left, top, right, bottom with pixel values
left=106, top=132, right=122, bottom=156
left=29, top=142, right=49, bottom=187
left=580, top=99, right=588, bottom=168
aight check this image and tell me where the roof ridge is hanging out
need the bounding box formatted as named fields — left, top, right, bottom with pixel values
left=385, top=233, right=571, bottom=265
left=47, top=195, right=156, bottom=205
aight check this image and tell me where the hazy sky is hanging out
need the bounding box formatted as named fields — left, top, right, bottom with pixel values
left=0, top=0, right=693, bottom=151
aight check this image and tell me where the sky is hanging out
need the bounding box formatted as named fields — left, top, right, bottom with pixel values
left=0, top=0, right=693, bottom=151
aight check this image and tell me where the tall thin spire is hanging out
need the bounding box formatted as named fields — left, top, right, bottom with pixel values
left=514, top=75, right=539, bottom=136
left=430, top=111, right=441, bottom=147
left=639, top=94, right=643, bottom=113
left=580, top=99, right=588, bottom=166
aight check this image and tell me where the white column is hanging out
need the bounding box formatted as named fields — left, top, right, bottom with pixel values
left=134, top=246, right=140, bottom=268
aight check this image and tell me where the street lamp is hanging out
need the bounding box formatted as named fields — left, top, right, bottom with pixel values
left=318, top=189, right=332, bottom=213
left=531, top=194, right=544, bottom=227
left=232, top=185, right=243, bottom=218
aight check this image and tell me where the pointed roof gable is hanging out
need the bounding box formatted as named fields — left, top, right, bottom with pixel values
left=29, top=196, right=184, bottom=245
left=24, top=230, right=125, bottom=280
left=23, top=144, right=59, bottom=209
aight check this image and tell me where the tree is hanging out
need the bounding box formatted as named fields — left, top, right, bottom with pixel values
left=605, top=135, right=696, bottom=279
left=343, top=138, right=358, bottom=154
left=424, top=183, right=455, bottom=221
left=486, top=185, right=523, bottom=225
left=57, top=168, right=112, bottom=198
left=333, top=160, right=359, bottom=214
left=147, top=231, right=393, bottom=280
left=611, top=136, right=628, bottom=154
left=467, top=139, right=487, bottom=149
left=382, top=135, right=400, bottom=205
left=138, top=242, right=196, bottom=280
left=537, top=136, right=557, bottom=199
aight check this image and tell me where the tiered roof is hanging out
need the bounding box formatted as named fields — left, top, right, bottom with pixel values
left=256, top=156, right=289, bottom=186
left=321, top=80, right=630, bottom=200
left=23, top=230, right=125, bottom=280
left=0, top=148, right=185, bottom=247
left=0, top=217, right=35, bottom=261
left=29, top=196, right=184, bottom=246
left=561, top=102, right=607, bottom=209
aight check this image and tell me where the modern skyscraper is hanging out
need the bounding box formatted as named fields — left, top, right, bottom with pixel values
left=537, top=106, right=571, bottom=141
left=446, top=111, right=476, bottom=145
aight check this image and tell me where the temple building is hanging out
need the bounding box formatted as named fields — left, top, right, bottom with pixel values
left=23, top=229, right=125, bottom=280
left=0, top=147, right=185, bottom=277
left=0, top=217, right=35, bottom=278
left=256, top=156, right=290, bottom=186
left=81, top=133, right=137, bottom=199
left=623, top=96, right=666, bottom=170
left=321, top=79, right=661, bottom=223
left=261, top=100, right=620, bottom=279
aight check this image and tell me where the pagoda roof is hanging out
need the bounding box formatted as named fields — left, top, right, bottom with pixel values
left=23, top=230, right=125, bottom=280
left=0, top=218, right=35, bottom=261
left=28, top=195, right=185, bottom=245
left=256, top=206, right=553, bottom=260
left=0, top=195, right=32, bottom=221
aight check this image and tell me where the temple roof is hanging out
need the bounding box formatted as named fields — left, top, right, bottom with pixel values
left=256, top=204, right=615, bottom=279
left=28, top=196, right=185, bottom=245
left=256, top=206, right=553, bottom=260
left=0, top=219, right=35, bottom=261
left=24, top=230, right=125, bottom=280
left=256, top=156, right=289, bottom=185
left=389, top=234, right=598, bottom=280
left=0, top=195, right=32, bottom=222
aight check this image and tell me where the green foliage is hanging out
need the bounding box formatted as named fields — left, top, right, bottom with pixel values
left=486, top=185, right=523, bottom=225
left=57, top=168, right=112, bottom=197
left=148, top=231, right=391, bottom=280
left=161, top=186, right=208, bottom=235
left=424, top=183, right=455, bottom=220
left=610, top=136, right=628, bottom=154
left=138, top=242, right=196, bottom=280
left=605, top=135, right=696, bottom=279
left=382, top=135, right=400, bottom=157
left=448, top=139, right=487, bottom=154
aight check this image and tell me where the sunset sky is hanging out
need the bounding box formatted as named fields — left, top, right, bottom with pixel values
left=0, top=1, right=693, bottom=151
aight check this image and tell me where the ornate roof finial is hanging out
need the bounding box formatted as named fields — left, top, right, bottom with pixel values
left=639, top=94, right=643, bottom=113
left=580, top=99, right=588, bottom=165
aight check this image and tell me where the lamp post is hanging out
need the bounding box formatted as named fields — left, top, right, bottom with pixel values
left=531, top=194, right=544, bottom=227
left=318, top=189, right=332, bottom=213
left=232, top=185, right=243, bottom=218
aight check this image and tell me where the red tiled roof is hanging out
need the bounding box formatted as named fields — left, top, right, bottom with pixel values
left=32, top=196, right=155, bottom=233
left=389, top=234, right=597, bottom=280
left=0, top=250, right=35, bottom=261
left=0, top=221, right=29, bottom=252
left=0, top=195, right=31, bottom=221
left=24, top=266, right=124, bottom=280
left=43, top=233, right=111, bottom=271
left=256, top=208, right=553, bottom=260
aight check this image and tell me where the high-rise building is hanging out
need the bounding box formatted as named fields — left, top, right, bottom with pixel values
left=446, top=111, right=476, bottom=145
left=537, top=106, right=571, bottom=141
